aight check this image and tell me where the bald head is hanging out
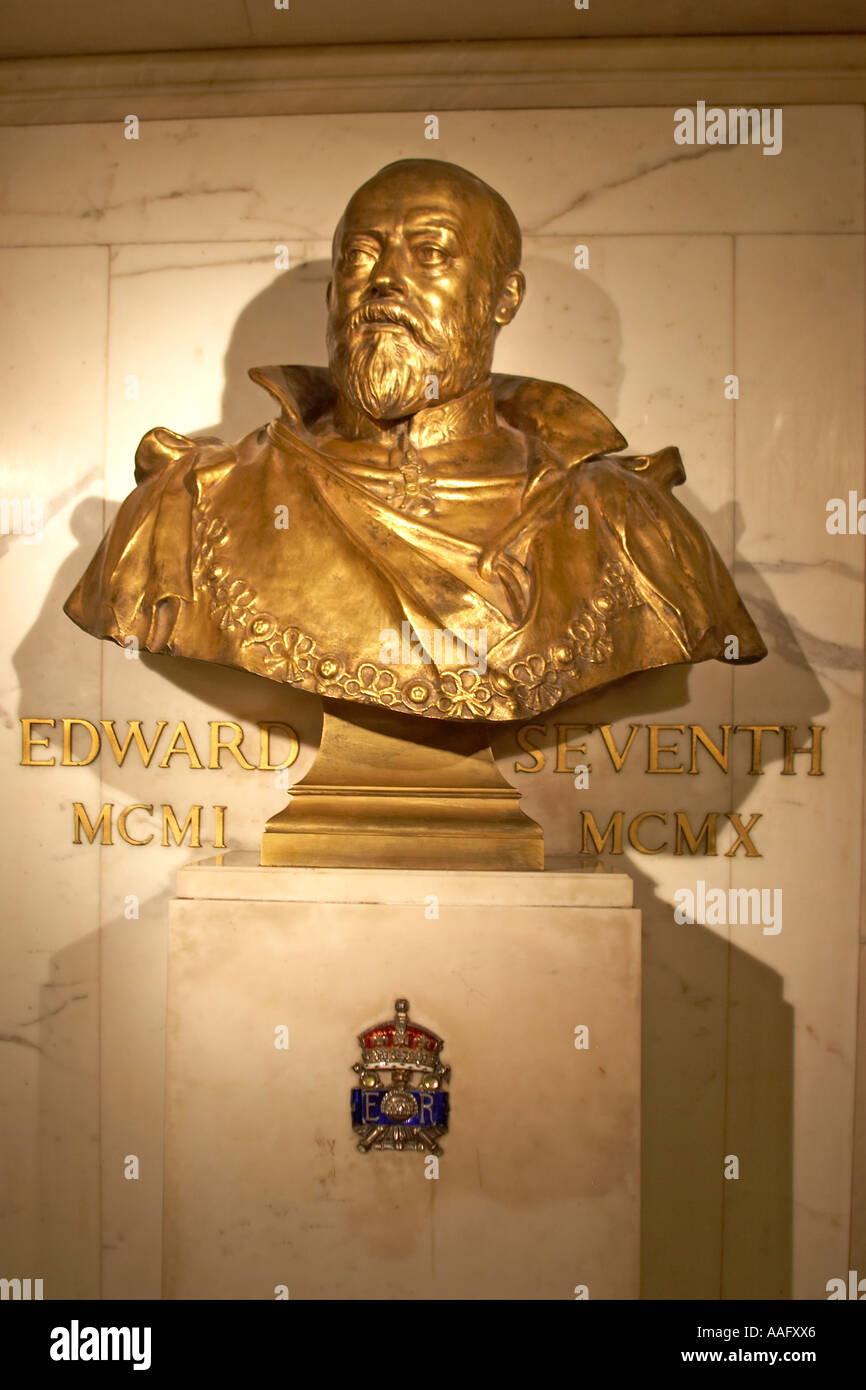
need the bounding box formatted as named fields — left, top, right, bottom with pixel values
left=332, top=158, right=522, bottom=285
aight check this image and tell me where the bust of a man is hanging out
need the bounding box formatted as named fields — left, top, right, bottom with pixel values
left=65, top=158, right=765, bottom=721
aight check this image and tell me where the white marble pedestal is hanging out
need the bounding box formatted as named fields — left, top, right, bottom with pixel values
left=163, top=853, right=641, bottom=1300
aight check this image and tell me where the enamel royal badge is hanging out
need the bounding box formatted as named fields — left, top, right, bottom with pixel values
left=351, top=999, right=450, bottom=1154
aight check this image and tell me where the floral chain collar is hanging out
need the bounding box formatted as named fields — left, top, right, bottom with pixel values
left=190, top=498, right=642, bottom=721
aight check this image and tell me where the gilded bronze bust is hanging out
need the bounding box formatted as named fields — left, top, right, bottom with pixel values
left=65, top=158, right=765, bottom=723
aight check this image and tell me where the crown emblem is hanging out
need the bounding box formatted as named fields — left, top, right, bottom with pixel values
left=351, top=998, right=450, bottom=1154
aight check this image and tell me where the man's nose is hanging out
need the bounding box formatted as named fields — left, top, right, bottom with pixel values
left=366, top=243, right=408, bottom=299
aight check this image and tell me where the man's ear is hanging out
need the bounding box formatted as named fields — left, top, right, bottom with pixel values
left=493, top=271, right=525, bottom=327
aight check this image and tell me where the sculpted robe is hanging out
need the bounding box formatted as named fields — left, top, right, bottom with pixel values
left=64, top=365, right=766, bottom=721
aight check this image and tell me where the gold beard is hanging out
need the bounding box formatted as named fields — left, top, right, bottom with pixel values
left=333, top=329, right=437, bottom=421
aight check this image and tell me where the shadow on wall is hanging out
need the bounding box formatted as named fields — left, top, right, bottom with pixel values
left=28, top=248, right=817, bottom=1298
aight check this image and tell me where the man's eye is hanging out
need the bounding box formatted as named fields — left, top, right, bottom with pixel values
left=415, top=244, right=448, bottom=266
left=344, top=247, right=375, bottom=267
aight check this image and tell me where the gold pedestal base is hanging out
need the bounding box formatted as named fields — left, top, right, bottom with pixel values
left=261, top=698, right=544, bottom=871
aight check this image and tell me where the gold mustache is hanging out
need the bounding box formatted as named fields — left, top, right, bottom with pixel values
left=345, top=301, right=439, bottom=349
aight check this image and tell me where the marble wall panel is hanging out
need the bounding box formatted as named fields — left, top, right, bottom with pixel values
left=728, top=235, right=865, bottom=1299
left=0, top=108, right=860, bottom=249
left=0, top=245, right=108, bottom=1297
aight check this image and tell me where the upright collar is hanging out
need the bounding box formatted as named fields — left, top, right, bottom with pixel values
left=248, top=363, right=627, bottom=468
left=332, top=378, right=497, bottom=448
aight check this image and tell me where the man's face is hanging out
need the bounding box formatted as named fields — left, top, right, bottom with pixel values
left=326, top=170, right=518, bottom=422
